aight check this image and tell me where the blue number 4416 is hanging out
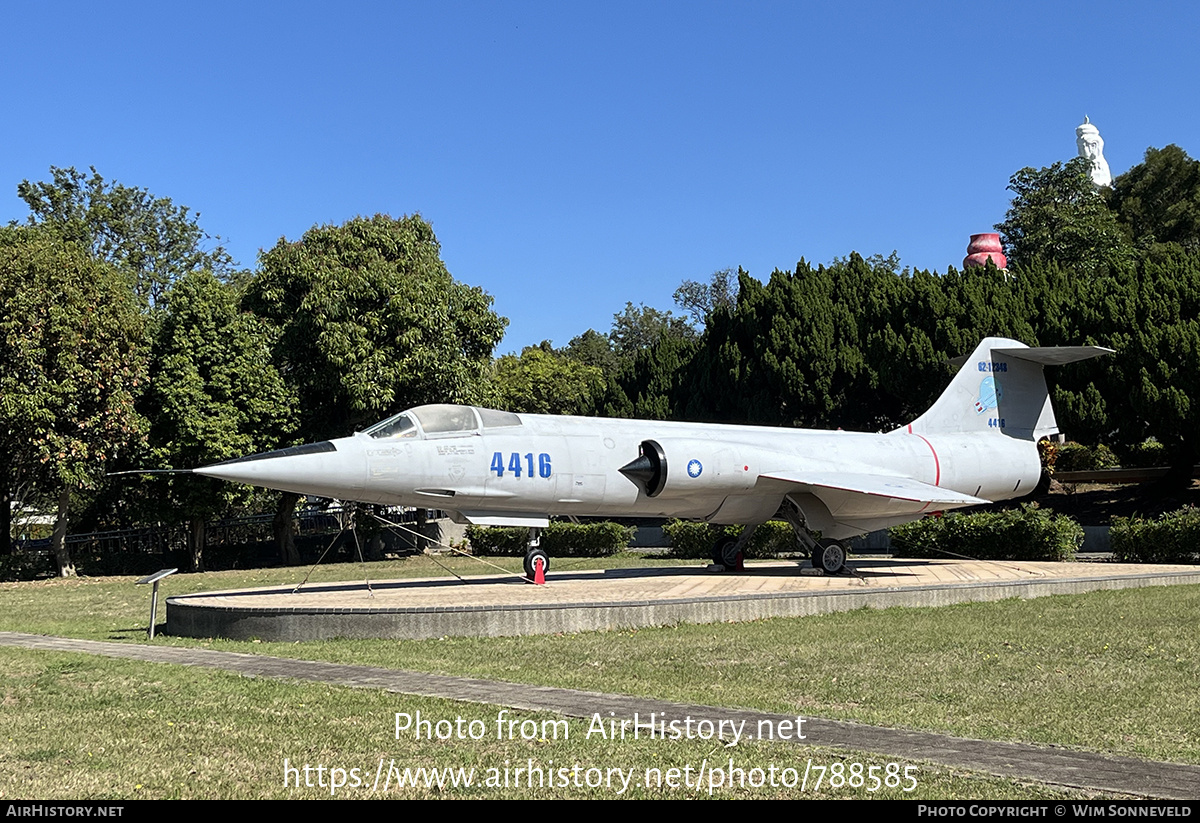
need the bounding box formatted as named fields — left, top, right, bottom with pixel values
left=491, top=452, right=552, bottom=478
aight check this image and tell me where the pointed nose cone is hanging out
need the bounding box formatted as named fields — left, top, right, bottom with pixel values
left=194, top=439, right=367, bottom=500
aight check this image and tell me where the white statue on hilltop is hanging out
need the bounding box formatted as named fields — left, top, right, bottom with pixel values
left=1076, top=116, right=1112, bottom=187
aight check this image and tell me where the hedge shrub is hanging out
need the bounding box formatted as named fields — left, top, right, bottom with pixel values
left=465, top=521, right=635, bottom=557
left=1111, top=507, right=1200, bottom=564
left=661, top=519, right=795, bottom=559
left=0, top=551, right=53, bottom=581
left=889, top=504, right=1081, bottom=561
left=1122, top=439, right=1168, bottom=469
left=1054, top=442, right=1120, bottom=472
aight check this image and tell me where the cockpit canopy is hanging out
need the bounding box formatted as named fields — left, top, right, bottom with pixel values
left=363, top=405, right=522, bottom=439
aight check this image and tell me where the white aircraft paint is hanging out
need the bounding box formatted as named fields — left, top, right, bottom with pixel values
left=194, top=337, right=1110, bottom=575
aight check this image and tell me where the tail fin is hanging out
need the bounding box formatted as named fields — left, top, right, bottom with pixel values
left=901, top=337, right=1112, bottom=440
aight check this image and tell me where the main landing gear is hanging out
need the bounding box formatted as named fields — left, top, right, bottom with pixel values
left=812, top=540, right=847, bottom=575
left=709, top=500, right=849, bottom=575
left=710, top=528, right=754, bottom=571
left=779, top=498, right=848, bottom=575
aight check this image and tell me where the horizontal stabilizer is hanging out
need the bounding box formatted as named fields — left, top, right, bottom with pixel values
left=761, top=471, right=990, bottom=506
left=992, top=345, right=1114, bottom=365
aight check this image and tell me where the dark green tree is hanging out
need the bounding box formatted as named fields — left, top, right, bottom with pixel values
left=608, top=302, right=695, bottom=361
left=673, top=267, right=738, bottom=330
left=1118, top=246, right=1200, bottom=477
left=676, top=254, right=1038, bottom=433
left=245, top=214, right=506, bottom=562
left=1109, top=144, right=1200, bottom=249
left=618, top=333, right=700, bottom=420
left=682, top=258, right=876, bottom=428
left=847, top=260, right=950, bottom=430
left=16, top=166, right=235, bottom=309
left=491, top=342, right=605, bottom=416
left=145, top=271, right=296, bottom=570
left=0, top=226, right=146, bottom=571
left=995, top=157, right=1131, bottom=272
left=1046, top=246, right=1200, bottom=480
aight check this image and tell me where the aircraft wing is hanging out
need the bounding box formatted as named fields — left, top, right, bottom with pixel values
left=760, top=471, right=990, bottom=506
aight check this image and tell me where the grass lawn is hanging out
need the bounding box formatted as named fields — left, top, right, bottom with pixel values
left=0, top=647, right=1130, bottom=800
left=2, top=554, right=1195, bottom=798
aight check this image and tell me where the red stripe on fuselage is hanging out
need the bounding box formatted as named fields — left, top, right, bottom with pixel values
left=912, top=433, right=941, bottom=487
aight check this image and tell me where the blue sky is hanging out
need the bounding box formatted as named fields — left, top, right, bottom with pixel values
left=3, top=1, right=1197, bottom=353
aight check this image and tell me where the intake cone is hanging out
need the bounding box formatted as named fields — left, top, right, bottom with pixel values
left=618, top=440, right=666, bottom=497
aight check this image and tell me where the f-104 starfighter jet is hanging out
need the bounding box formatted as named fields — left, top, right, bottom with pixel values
left=193, top=337, right=1110, bottom=578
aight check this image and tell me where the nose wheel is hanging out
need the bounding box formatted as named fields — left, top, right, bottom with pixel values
left=524, top=547, right=549, bottom=580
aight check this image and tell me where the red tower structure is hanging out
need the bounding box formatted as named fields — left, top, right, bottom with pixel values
left=963, top=233, right=1007, bottom=270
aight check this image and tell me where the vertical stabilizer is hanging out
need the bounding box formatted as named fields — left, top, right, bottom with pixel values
left=901, top=338, right=1112, bottom=441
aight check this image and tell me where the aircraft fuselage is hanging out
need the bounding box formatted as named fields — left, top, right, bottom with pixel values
left=194, top=337, right=1114, bottom=555
left=197, top=411, right=1039, bottom=539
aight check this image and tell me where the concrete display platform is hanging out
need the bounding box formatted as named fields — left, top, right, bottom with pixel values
left=166, top=558, right=1200, bottom=641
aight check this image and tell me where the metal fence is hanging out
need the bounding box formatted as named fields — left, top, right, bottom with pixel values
left=12, top=506, right=435, bottom=575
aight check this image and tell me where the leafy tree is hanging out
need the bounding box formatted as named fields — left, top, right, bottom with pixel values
left=0, top=226, right=146, bottom=572
left=144, top=271, right=296, bottom=570
left=491, top=342, right=604, bottom=416
left=554, top=330, right=630, bottom=418
left=16, top=166, right=234, bottom=308
left=563, top=328, right=619, bottom=373
left=1109, top=144, right=1200, bottom=249
left=673, top=267, right=738, bottom=330
left=245, top=214, right=506, bottom=562
left=995, top=157, right=1131, bottom=272
left=248, top=214, right=506, bottom=435
left=608, top=302, right=695, bottom=361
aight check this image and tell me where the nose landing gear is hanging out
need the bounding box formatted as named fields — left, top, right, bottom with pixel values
left=523, top=528, right=549, bottom=583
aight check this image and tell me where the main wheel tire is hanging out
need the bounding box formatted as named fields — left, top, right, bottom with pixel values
left=711, top=535, right=743, bottom=570
left=524, top=548, right=549, bottom=579
left=813, top=541, right=846, bottom=575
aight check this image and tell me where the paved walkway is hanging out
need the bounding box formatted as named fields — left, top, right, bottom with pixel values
left=3, top=631, right=1197, bottom=799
